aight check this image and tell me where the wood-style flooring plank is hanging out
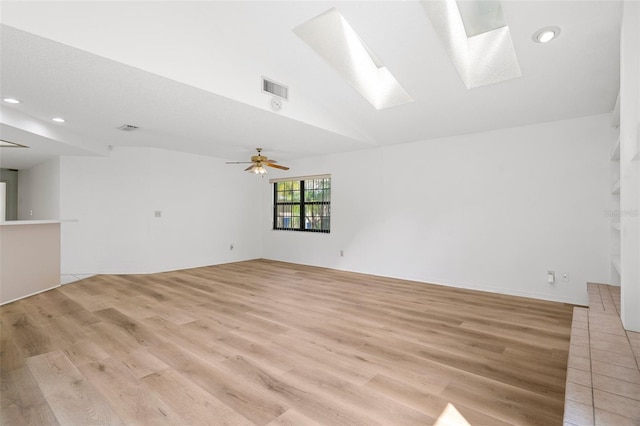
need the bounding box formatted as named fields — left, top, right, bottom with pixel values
left=266, top=409, right=321, bottom=426
left=220, top=355, right=380, bottom=426
left=364, top=373, right=511, bottom=425
left=0, top=366, right=60, bottom=426
left=1, top=259, right=575, bottom=425
left=77, top=357, right=181, bottom=425
left=282, top=365, right=437, bottom=426
left=25, top=350, right=125, bottom=425
left=149, top=341, right=288, bottom=425
left=141, top=367, right=254, bottom=426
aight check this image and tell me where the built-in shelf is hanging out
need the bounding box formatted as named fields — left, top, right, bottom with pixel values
left=635, top=124, right=640, bottom=161
left=610, top=91, right=621, bottom=288
left=612, top=179, right=621, bottom=194
left=610, top=92, right=620, bottom=128
left=611, top=256, right=622, bottom=274
left=611, top=136, right=621, bottom=160
left=632, top=132, right=639, bottom=161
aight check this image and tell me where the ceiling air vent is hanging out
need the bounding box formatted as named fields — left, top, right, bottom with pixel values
left=118, top=124, right=139, bottom=131
left=262, top=77, right=288, bottom=100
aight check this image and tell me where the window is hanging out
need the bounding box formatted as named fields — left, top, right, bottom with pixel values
left=273, top=176, right=330, bottom=233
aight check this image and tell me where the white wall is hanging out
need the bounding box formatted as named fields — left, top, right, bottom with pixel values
left=619, top=0, right=640, bottom=331
left=263, top=114, right=615, bottom=305
left=17, top=158, right=60, bottom=220
left=59, top=147, right=262, bottom=274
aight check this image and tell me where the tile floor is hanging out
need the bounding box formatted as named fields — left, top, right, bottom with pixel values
left=564, top=283, right=640, bottom=426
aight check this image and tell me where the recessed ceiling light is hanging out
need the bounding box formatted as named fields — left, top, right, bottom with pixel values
left=533, top=26, right=561, bottom=43
left=3, top=98, right=21, bottom=104
left=52, top=117, right=65, bottom=123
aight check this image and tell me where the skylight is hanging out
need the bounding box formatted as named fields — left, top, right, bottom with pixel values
left=456, top=0, right=506, bottom=37
left=422, top=0, right=521, bottom=89
left=293, top=8, right=413, bottom=110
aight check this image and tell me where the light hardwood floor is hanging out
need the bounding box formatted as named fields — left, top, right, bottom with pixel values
left=1, top=259, right=574, bottom=425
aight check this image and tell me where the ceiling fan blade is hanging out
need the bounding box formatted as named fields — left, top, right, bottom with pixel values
left=229, top=150, right=283, bottom=173
left=266, top=163, right=289, bottom=170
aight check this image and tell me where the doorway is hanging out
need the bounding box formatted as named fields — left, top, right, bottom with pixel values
left=0, top=168, right=18, bottom=220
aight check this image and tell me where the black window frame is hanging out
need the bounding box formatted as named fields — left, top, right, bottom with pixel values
left=273, top=177, right=330, bottom=233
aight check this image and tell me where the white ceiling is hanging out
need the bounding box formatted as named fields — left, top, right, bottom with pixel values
left=0, top=1, right=622, bottom=170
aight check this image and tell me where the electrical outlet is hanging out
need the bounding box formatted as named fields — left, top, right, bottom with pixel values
left=562, top=273, right=569, bottom=282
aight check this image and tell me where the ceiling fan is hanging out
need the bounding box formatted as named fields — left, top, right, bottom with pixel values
left=225, top=148, right=289, bottom=174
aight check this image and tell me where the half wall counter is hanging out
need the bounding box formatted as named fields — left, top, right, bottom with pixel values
left=0, top=220, right=61, bottom=305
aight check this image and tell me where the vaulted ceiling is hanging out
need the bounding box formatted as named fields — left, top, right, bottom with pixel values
left=0, top=1, right=622, bottom=169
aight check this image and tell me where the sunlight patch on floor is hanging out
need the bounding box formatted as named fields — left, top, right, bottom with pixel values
left=434, top=403, right=471, bottom=426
